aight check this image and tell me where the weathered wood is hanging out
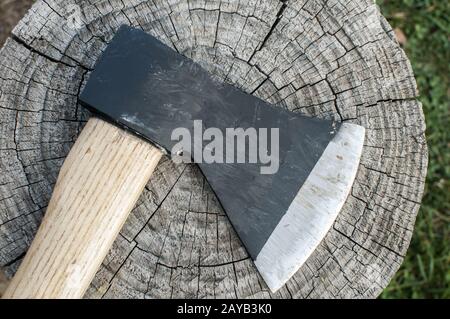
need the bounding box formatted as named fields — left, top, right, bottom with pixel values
left=0, top=0, right=427, bottom=298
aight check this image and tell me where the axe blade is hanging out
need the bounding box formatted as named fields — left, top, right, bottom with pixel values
left=80, top=26, right=365, bottom=292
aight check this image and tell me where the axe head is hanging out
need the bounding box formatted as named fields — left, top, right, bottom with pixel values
left=80, top=26, right=365, bottom=292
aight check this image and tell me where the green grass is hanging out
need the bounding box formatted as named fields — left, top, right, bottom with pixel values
left=377, top=0, right=450, bottom=299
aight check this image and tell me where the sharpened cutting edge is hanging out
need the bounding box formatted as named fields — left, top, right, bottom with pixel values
left=254, top=123, right=365, bottom=292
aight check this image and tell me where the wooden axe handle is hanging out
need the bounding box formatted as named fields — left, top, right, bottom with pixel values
left=3, top=118, right=163, bottom=298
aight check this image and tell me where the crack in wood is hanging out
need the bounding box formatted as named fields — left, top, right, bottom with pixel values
left=247, top=0, right=288, bottom=63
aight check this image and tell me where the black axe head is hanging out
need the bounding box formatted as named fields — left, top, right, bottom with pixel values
left=80, top=26, right=365, bottom=292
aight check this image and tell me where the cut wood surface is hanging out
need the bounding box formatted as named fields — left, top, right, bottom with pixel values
left=0, top=0, right=427, bottom=298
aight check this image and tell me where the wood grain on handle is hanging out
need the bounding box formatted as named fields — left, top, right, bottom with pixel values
left=3, top=118, right=163, bottom=299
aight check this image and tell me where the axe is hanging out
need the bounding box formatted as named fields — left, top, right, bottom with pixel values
left=4, top=26, right=365, bottom=298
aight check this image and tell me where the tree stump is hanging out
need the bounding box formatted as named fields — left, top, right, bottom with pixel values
left=0, top=0, right=427, bottom=298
